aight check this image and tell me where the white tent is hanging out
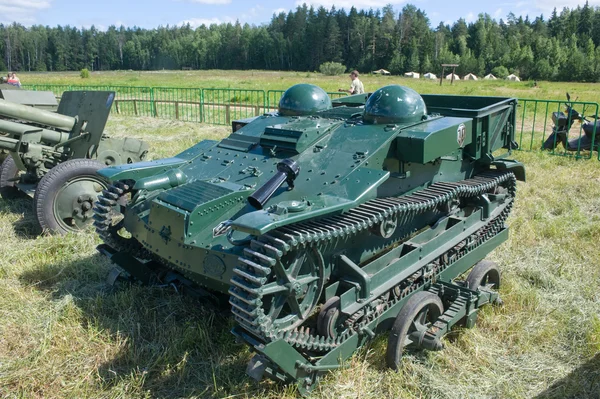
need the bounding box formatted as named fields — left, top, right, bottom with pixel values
left=445, top=73, right=461, bottom=80
left=404, top=72, right=420, bottom=79
left=372, top=68, right=391, bottom=75
left=464, top=73, right=478, bottom=80
left=484, top=73, right=497, bottom=80
left=506, top=74, right=521, bottom=81
left=423, top=72, right=437, bottom=80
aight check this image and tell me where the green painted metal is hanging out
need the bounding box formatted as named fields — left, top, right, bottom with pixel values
left=278, top=84, right=332, bottom=116
left=0, top=91, right=149, bottom=234
left=517, top=97, right=600, bottom=159
left=364, top=85, right=427, bottom=124
left=95, top=83, right=524, bottom=393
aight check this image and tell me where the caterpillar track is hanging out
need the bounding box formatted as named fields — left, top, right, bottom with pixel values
left=93, top=181, right=150, bottom=260
left=229, top=170, right=516, bottom=353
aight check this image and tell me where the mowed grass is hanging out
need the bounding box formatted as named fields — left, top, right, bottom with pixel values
left=0, top=114, right=599, bottom=399
left=19, top=69, right=600, bottom=104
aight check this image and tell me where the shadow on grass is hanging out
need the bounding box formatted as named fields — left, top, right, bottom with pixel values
left=535, top=353, right=600, bottom=399
left=0, top=196, right=41, bottom=239
left=18, top=253, right=275, bottom=398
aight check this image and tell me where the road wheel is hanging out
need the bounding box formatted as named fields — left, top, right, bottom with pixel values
left=465, top=260, right=500, bottom=291
left=0, top=157, right=22, bottom=199
left=34, top=159, right=108, bottom=234
left=386, top=291, right=444, bottom=370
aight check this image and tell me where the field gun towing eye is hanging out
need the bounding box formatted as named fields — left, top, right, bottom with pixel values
left=248, top=158, right=300, bottom=209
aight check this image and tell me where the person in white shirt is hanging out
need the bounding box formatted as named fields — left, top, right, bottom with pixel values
left=339, top=70, right=364, bottom=95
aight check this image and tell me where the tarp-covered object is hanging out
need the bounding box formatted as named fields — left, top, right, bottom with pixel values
left=372, top=69, right=391, bottom=75
left=445, top=73, right=461, bottom=80
left=404, top=72, right=420, bottom=79
left=484, top=74, right=497, bottom=80
left=424, top=72, right=437, bottom=80
left=506, top=74, right=521, bottom=81
left=464, top=73, right=478, bottom=80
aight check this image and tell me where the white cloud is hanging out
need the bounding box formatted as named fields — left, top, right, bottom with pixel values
left=494, top=8, right=503, bottom=18
left=0, top=0, right=51, bottom=24
left=295, top=0, right=407, bottom=10
left=184, top=0, right=231, bottom=4
left=180, top=17, right=233, bottom=27
left=465, top=12, right=476, bottom=23
left=273, top=7, right=288, bottom=15
left=180, top=4, right=267, bottom=27
left=240, top=5, right=263, bottom=20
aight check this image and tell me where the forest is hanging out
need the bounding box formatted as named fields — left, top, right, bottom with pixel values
left=3, top=2, right=600, bottom=81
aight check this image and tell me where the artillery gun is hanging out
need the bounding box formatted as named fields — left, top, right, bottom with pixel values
left=95, top=84, right=525, bottom=394
left=0, top=87, right=58, bottom=163
left=0, top=91, right=149, bottom=234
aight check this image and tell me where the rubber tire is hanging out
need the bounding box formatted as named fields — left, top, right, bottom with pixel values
left=386, top=291, right=444, bottom=370
left=465, top=260, right=500, bottom=290
left=34, top=158, right=108, bottom=234
left=0, top=157, right=22, bottom=199
left=317, top=296, right=341, bottom=338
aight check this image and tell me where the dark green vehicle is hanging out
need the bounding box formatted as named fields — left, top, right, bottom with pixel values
left=0, top=91, right=149, bottom=234
left=95, top=84, right=525, bottom=393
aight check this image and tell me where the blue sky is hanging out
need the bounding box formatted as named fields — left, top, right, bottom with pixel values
left=4, top=0, right=598, bottom=29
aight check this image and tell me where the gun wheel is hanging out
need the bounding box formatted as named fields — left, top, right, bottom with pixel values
left=34, top=159, right=109, bottom=234
left=0, top=157, right=24, bottom=200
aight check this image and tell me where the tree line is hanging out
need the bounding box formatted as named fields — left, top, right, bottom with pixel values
left=3, top=2, right=600, bottom=81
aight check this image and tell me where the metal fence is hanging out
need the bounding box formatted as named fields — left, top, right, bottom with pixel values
left=21, top=84, right=600, bottom=159
left=516, top=98, right=599, bottom=160
left=22, top=84, right=346, bottom=126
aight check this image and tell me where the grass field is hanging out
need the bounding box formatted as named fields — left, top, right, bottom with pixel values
left=0, top=77, right=599, bottom=398
left=18, top=69, right=600, bottom=104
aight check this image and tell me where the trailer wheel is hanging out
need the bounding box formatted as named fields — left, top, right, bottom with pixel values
left=0, top=157, right=22, bottom=199
left=386, top=291, right=444, bottom=370
left=465, top=260, right=500, bottom=290
left=34, top=159, right=108, bottom=234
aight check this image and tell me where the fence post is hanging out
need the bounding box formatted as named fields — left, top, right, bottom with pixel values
left=200, top=89, right=204, bottom=123
left=150, top=87, right=157, bottom=117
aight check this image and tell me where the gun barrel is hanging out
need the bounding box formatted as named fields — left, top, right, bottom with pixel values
left=0, top=98, right=76, bottom=131
left=0, top=119, right=70, bottom=144
left=0, top=136, right=19, bottom=152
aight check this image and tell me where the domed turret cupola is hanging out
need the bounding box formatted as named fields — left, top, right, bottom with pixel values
left=364, top=85, right=427, bottom=124
left=278, top=84, right=333, bottom=116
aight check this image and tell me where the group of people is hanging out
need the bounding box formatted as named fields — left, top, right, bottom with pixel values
left=1, top=72, right=21, bottom=87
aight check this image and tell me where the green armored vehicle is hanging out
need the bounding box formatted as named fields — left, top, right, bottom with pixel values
left=0, top=91, right=149, bottom=234
left=95, top=84, right=524, bottom=393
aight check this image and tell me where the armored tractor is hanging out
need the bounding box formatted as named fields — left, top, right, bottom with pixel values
left=0, top=91, right=149, bottom=234
left=95, top=84, right=524, bottom=393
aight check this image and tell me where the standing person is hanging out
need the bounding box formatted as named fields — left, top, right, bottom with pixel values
left=339, top=70, right=364, bottom=95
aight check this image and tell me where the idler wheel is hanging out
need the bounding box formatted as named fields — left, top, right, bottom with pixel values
left=386, top=291, right=444, bottom=370
left=465, top=260, right=501, bottom=291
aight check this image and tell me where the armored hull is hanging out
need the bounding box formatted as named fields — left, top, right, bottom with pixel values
left=95, top=84, right=525, bottom=393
